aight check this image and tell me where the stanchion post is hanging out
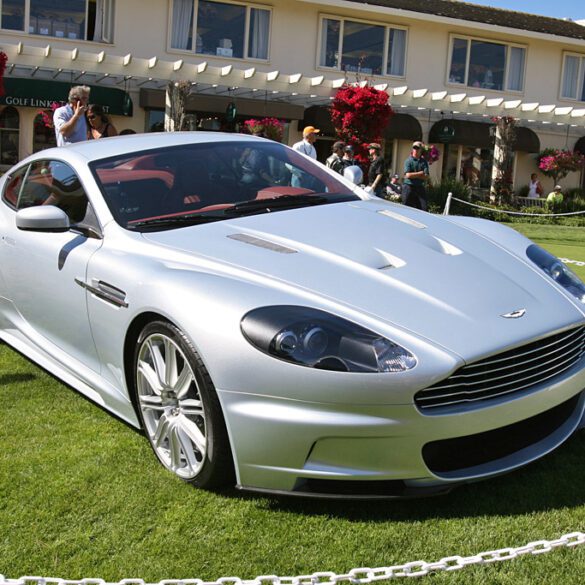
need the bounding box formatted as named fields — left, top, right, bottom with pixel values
left=443, top=192, right=453, bottom=215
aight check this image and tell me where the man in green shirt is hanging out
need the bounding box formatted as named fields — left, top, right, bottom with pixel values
left=403, top=141, right=430, bottom=210
left=546, top=185, right=564, bottom=210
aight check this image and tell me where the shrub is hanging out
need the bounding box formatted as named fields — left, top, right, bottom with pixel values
left=426, top=178, right=471, bottom=212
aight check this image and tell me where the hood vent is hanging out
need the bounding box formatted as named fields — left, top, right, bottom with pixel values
left=227, top=233, right=297, bottom=254
left=378, top=210, right=427, bottom=229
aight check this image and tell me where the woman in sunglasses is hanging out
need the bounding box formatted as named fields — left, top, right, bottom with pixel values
left=87, top=104, right=118, bottom=140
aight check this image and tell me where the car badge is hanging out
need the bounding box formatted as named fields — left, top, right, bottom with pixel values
left=501, top=309, right=527, bottom=319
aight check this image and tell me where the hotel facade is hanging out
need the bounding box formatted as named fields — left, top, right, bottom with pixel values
left=0, top=0, right=584, bottom=192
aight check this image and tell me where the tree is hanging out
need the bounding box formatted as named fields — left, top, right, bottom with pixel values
left=490, top=116, right=516, bottom=204
left=537, top=148, right=585, bottom=187
left=165, top=80, right=192, bottom=132
left=330, top=84, right=393, bottom=164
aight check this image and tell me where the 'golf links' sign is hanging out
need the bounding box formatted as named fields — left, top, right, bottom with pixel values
left=1, top=78, right=133, bottom=116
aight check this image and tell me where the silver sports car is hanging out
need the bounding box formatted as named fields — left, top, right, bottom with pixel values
left=1, top=132, right=584, bottom=498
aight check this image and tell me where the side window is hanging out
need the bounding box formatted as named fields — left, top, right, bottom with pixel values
left=2, top=164, right=29, bottom=208
left=18, top=160, right=89, bottom=223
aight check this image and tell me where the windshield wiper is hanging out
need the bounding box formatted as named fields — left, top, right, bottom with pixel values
left=128, top=213, right=227, bottom=230
left=229, top=195, right=330, bottom=215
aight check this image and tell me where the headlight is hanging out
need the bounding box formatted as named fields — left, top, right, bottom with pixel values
left=527, top=244, right=585, bottom=304
left=241, top=306, right=417, bottom=373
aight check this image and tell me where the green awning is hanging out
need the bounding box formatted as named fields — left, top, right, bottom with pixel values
left=1, top=78, right=133, bottom=116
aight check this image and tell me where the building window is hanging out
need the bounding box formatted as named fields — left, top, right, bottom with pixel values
left=0, top=106, right=19, bottom=171
left=1, top=0, right=115, bottom=42
left=561, top=53, right=585, bottom=101
left=318, top=16, right=407, bottom=77
left=1, top=0, right=25, bottom=30
left=448, top=36, right=526, bottom=92
left=170, top=0, right=271, bottom=61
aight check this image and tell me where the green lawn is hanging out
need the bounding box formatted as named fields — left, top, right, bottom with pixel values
left=1, top=223, right=585, bottom=584
left=508, top=223, right=585, bottom=281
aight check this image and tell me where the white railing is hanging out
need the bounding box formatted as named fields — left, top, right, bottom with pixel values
left=443, top=193, right=585, bottom=217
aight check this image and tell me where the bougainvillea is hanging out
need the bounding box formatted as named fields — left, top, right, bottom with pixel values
left=422, top=144, right=440, bottom=165
left=537, top=148, right=585, bottom=186
left=37, top=102, right=62, bottom=130
left=0, top=51, right=7, bottom=97
left=243, top=117, right=284, bottom=142
left=330, top=84, right=394, bottom=164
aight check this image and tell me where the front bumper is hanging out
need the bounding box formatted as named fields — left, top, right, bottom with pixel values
left=218, top=356, right=585, bottom=498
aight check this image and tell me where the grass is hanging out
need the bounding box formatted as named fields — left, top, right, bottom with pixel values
left=508, top=222, right=585, bottom=281
left=1, top=222, right=585, bottom=584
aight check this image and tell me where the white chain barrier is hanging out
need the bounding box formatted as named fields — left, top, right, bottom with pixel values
left=1, top=532, right=584, bottom=583
left=562, top=258, right=585, bottom=267
left=442, top=193, right=585, bottom=217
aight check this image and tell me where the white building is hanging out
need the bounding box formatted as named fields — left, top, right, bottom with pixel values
left=1, top=0, right=584, bottom=192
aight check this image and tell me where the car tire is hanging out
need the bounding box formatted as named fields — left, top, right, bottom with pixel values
left=133, top=320, right=234, bottom=489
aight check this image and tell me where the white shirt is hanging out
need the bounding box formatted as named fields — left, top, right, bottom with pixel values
left=527, top=179, right=541, bottom=198
left=292, top=139, right=317, bottom=159
left=53, top=104, right=88, bottom=147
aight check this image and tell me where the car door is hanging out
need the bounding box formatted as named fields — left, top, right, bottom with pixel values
left=0, top=159, right=102, bottom=373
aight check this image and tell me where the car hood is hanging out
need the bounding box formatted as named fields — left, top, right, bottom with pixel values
left=142, top=200, right=583, bottom=361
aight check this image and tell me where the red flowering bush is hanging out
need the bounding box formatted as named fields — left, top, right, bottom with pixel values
left=422, top=144, right=440, bottom=165
left=537, top=148, right=585, bottom=186
left=37, top=102, right=63, bottom=130
left=243, top=117, right=284, bottom=142
left=330, top=84, right=393, bottom=164
left=0, top=51, right=7, bottom=97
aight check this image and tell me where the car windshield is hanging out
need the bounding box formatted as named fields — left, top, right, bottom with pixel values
left=89, top=140, right=360, bottom=231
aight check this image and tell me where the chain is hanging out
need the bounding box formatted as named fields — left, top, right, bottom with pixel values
left=1, top=532, right=583, bottom=584
left=561, top=258, right=585, bottom=267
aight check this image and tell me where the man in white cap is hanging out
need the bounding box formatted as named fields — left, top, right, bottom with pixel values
left=291, top=126, right=319, bottom=186
left=402, top=140, right=430, bottom=210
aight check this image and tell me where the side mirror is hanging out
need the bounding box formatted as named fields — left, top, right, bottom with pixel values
left=16, top=206, right=71, bottom=232
left=343, top=164, right=363, bottom=185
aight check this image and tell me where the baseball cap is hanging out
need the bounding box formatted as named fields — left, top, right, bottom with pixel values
left=412, top=141, right=424, bottom=150
left=333, top=141, right=345, bottom=150
left=368, top=143, right=381, bottom=150
left=303, top=126, right=320, bottom=136
left=554, top=185, right=562, bottom=190
left=392, top=174, right=399, bottom=179
left=344, top=145, right=354, bottom=152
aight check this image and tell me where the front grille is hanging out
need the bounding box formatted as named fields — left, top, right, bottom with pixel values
left=422, top=393, right=580, bottom=474
left=415, top=326, right=585, bottom=412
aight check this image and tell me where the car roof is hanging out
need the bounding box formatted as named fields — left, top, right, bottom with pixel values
left=36, top=132, right=269, bottom=164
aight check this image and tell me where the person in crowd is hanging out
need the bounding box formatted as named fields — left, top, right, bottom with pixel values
left=292, top=126, right=319, bottom=159
left=546, top=185, right=564, bottom=207
left=291, top=126, right=319, bottom=187
left=386, top=173, right=402, bottom=199
left=402, top=141, right=430, bottom=210
left=342, top=145, right=355, bottom=168
left=528, top=173, right=544, bottom=198
left=53, top=85, right=90, bottom=146
left=366, top=143, right=386, bottom=197
left=326, top=141, right=346, bottom=174
left=87, top=104, right=118, bottom=140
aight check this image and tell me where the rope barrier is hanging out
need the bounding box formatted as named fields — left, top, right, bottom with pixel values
left=443, top=193, right=585, bottom=217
